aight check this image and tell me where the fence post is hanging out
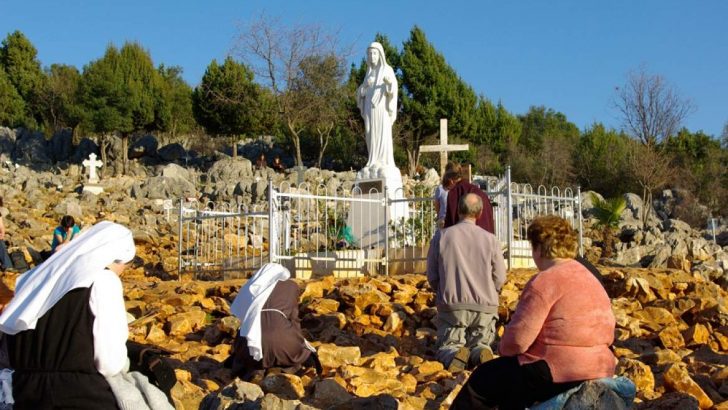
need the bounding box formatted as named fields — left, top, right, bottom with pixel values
left=577, top=185, right=583, bottom=257
left=384, top=185, right=390, bottom=276
left=177, top=198, right=184, bottom=280
left=268, top=178, right=276, bottom=265
left=506, top=166, right=513, bottom=271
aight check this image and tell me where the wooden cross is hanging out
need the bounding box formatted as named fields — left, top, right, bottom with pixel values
left=419, top=119, right=469, bottom=175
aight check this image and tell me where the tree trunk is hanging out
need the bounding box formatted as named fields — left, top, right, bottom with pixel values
left=121, top=134, right=128, bottom=175
left=99, top=135, right=109, bottom=180
left=231, top=135, right=238, bottom=159
left=640, top=186, right=652, bottom=227
left=406, top=148, right=419, bottom=177
left=316, top=125, right=333, bottom=169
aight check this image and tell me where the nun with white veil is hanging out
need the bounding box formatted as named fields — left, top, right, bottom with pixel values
left=356, top=41, right=398, bottom=179
left=0, top=221, right=136, bottom=409
left=229, top=263, right=320, bottom=380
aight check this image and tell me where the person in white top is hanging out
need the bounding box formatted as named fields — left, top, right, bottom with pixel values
left=0, top=221, right=134, bottom=409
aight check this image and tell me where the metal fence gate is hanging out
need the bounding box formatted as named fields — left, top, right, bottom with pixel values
left=176, top=166, right=581, bottom=278
left=177, top=199, right=268, bottom=280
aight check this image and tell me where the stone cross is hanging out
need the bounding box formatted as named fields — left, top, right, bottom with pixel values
left=419, top=119, right=469, bottom=176
left=82, top=153, right=103, bottom=184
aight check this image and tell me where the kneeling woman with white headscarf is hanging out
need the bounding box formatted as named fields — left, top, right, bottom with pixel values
left=0, top=221, right=136, bottom=409
left=229, top=263, right=321, bottom=379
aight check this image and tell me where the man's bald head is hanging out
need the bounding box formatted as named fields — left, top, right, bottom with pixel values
left=458, top=193, right=483, bottom=220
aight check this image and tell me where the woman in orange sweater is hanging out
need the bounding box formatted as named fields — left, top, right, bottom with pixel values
left=452, top=215, right=616, bottom=409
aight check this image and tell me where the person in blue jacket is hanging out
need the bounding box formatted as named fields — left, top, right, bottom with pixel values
left=51, top=215, right=80, bottom=253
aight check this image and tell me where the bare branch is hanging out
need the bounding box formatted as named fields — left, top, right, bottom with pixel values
left=614, top=67, right=694, bottom=147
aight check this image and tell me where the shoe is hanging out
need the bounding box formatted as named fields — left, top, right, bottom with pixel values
left=477, top=346, right=494, bottom=364
left=448, top=346, right=470, bottom=373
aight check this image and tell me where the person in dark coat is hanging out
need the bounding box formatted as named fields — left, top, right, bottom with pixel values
left=443, top=165, right=495, bottom=234
left=229, top=263, right=320, bottom=380
left=0, top=221, right=135, bottom=410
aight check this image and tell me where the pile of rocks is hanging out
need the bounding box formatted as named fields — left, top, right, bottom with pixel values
left=583, top=191, right=727, bottom=285
left=106, top=265, right=728, bottom=409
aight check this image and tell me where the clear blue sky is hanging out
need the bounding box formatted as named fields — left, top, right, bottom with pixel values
left=2, top=0, right=727, bottom=137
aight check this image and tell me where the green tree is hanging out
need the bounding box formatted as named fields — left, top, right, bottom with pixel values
left=37, top=64, right=84, bottom=134
left=591, top=193, right=626, bottom=258
left=399, top=26, right=481, bottom=175
left=664, top=128, right=727, bottom=215
left=509, top=106, right=579, bottom=187
left=158, top=65, right=195, bottom=138
left=192, top=57, right=265, bottom=158
left=518, top=106, right=580, bottom=151
left=0, top=30, right=45, bottom=127
left=574, top=123, right=633, bottom=197
left=0, top=66, right=26, bottom=127
left=78, top=42, right=166, bottom=173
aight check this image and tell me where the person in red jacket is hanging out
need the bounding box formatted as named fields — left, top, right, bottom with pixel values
left=443, top=164, right=494, bottom=234
left=452, top=215, right=616, bottom=409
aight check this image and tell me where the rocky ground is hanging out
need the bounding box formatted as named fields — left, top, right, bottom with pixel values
left=132, top=263, right=728, bottom=409
left=6, top=261, right=726, bottom=409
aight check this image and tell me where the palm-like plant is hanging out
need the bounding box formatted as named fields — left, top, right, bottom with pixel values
left=591, top=193, right=627, bottom=258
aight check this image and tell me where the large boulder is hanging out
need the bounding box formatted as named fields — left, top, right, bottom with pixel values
left=128, top=134, right=159, bottom=159
left=48, top=129, right=74, bottom=163
left=159, top=163, right=192, bottom=181
left=13, top=129, right=51, bottom=167
left=131, top=176, right=197, bottom=200
left=53, top=198, right=83, bottom=220
left=208, top=157, right=253, bottom=184
left=158, top=143, right=187, bottom=162
left=0, top=127, right=16, bottom=157
left=69, top=138, right=99, bottom=164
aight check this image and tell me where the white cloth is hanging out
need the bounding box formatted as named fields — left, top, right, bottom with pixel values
left=230, top=263, right=290, bottom=361
left=0, top=369, right=13, bottom=405
left=0, top=221, right=135, bottom=376
left=106, top=359, right=173, bottom=410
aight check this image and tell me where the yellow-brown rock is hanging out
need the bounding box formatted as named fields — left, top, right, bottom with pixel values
left=411, top=360, right=445, bottom=382
left=659, top=325, right=686, bottom=349
left=260, top=373, right=305, bottom=400
left=317, top=343, right=361, bottom=369
left=166, top=309, right=207, bottom=337
left=683, top=323, right=711, bottom=347
left=664, top=362, right=714, bottom=409
left=306, top=298, right=340, bottom=315
left=617, top=358, right=655, bottom=398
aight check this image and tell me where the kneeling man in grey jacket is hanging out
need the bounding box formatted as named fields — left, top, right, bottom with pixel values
left=427, top=193, right=507, bottom=372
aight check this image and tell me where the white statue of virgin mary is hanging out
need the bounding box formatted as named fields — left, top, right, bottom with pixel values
left=356, top=42, right=398, bottom=179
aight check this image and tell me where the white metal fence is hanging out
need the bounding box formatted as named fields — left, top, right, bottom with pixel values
left=486, top=167, right=582, bottom=269
left=176, top=166, right=581, bottom=279
left=177, top=199, right=268, bottom=280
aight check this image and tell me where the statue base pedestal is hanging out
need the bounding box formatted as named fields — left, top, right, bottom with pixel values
left=349, top=166, right=409, bottom=249
left=82, top=183, right=104, bottom=195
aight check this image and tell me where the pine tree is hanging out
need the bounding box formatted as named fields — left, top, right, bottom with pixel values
left=192, top=57, right=264, bottom=158
left=0, top=30, right=45, bottom=127
left=0, top=66, right=26, bottom=127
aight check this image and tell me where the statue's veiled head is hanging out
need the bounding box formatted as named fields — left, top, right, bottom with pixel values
left=367, top=42, right=386, bottom=68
